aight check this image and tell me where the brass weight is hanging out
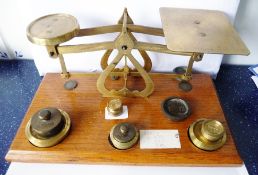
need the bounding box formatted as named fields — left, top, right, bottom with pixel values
left=162, top=97, right=191, bottom=121
left=109, top=122, right=139, bottom=150
left=25, top=107, right=71, bottom=147
left=107, top=99, right=123, bottom=116
left=188, top=119, right=226, bottom=151
left=64, top=80, right=78, bottom=90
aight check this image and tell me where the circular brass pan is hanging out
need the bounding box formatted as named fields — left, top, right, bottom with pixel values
left=109, top=123, right=139, bottom=150
left=27, top=14, right=80, bottom=45
left=162, top=97, right=191, bottom=121
left=25, top=109, right=71, bottom=148
left=188, top=119, right=226, bottom=151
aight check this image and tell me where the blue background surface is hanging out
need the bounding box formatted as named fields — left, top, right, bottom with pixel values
left=0, top=60, right=257, bottom=175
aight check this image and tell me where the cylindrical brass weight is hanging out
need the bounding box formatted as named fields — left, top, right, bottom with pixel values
left=25, top=107, right=71, bottom=148
left=188, top=119, right=226, bottom=151
left=109, top=122, right=139, bottom=150
left=161, top=97, right=191, bottom=121
left=201, top=120, right=225, bottom=142
left=107, top=99, right=123, bottom=116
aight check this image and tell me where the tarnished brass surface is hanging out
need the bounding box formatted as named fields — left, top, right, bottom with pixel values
left=27, top=14, right=79, bottom=45
left=160, top=7, right=250, bottom=55
left=188, top=119, right=226, bottom=151
left=107, top=99, right=123, bottom=116
left=25, top=108, right=71, bottom=147
left=109, top=122, right=139, bottom=150
left=30, top=108, right=64, bottom=138
left=162, top=97, right=190, bottom=121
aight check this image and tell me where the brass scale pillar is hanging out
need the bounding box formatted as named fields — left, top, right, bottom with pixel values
left=27, top=8, right=202, bottom=97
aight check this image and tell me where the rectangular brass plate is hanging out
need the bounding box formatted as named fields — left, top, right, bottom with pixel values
left=160, top=7, right=250, bottom=55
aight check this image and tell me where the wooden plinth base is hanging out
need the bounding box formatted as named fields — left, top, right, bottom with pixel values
left=6, top=73, right=242, bottom=166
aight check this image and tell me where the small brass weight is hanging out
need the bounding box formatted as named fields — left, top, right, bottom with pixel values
left=107, top=99, right=123, bottom=116
left=109, top=122, right=139, bottom=150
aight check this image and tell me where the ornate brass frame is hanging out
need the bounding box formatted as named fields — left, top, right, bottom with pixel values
left=27, top=8, right=205, bottom=97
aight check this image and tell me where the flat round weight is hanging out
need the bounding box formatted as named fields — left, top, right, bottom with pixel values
left=173, top=66, right=187, bottom=74
left=64, top=80, right=78, bottom=90
left=162, top=97, right=190, bottom=121
left=179, top=81, right=192, bottom=92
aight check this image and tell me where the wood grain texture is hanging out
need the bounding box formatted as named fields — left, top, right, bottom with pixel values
left=6, top=73, right=242, bottom=166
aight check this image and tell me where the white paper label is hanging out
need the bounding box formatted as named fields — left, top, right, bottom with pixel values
left=105, top=106, right=128, bottom=120
left=140, top=130, right=181, bottom=149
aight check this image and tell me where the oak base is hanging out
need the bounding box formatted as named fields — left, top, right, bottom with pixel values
left=6, top=73, right=242, bottom=166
